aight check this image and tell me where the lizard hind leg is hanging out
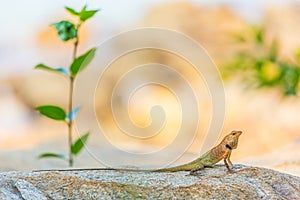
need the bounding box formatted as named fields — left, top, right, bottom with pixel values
left=189, top=163, right=204, bottom=176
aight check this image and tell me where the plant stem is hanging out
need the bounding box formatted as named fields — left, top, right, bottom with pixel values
left=73, top=40, right=78, bottom=61
left=68, top=77, right=74, bottom=167
left=73, top=24, right=81, bottom=60
left=68, top=23, right=81, bottom=167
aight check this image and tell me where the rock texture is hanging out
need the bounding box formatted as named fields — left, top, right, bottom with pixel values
left=0, top=165, right=299, bottom=199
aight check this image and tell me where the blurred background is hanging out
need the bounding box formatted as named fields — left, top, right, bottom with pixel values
left=0, top=0, right=300, bottom=175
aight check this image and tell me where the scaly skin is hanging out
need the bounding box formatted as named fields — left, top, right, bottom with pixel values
left=152, top=130, right=242, bottom=173
left=33, top=130, right=242, bottom=173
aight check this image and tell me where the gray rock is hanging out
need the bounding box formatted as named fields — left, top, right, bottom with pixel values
left=0, top=188, right=22, bottom=200
left=0, top=165, right=299, bottom=199
left=14, top=179, right=47, bottom=200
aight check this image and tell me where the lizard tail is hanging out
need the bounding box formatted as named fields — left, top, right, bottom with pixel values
left=151, top=163, right=196, bottom=172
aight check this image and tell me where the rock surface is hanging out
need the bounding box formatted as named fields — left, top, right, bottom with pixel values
left=0, top=165, right=299, bottom=199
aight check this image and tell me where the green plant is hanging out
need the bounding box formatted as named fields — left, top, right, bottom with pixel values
left=35, top=5, right=99, bottom=167
left=223, top=25, right=300, bottom=96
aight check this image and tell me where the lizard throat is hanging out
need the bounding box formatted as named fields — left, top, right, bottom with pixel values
left=226, top=144, right=232, bottom=150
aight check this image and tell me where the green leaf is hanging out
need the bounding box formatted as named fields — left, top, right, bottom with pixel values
left=269, top=40, right=279, bottom=62
left=67, top=106, right=80, bottom=121
left=65, top=6, right=79, bottom=16
left=65, top=5, right=99, bottom=22
left=35, top=63, right=69, bottom=76
left=252, top=26, right=264, bottom=44
left=52, top=21, right=77, bottom=41
left=70, top=48, right=96, bottom=77
left=79, top=5, right=100, bottom=22
left=38, top=153, right=66, bottom=160
left=36, top=105, right=66, bottom=121
left=80, top=10, right=99, bottom=22
left=55, top=68, right=69, bottom=76
left=232, top=33, right=246, bottom=43
left=281, top=65, right=299, bottom=96
left=71, top=132, right=90, bottom=155
left=296, top=49, right=300, bottom=60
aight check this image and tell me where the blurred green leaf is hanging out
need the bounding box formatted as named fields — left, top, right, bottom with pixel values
left=257, top=61, right=282, bottom=86
left=281, top=65, right=299, bottom=95
left=79, top=5, right=100, bottom=22
left=71, top=132, right=90, bottom=155
left=64, top=5, right=99, bottom=22
left=35, top=63, right=68, bottom=76
left=67, top=106, right=80, bottom=121
left=35, top=63, right=54, bottom=71
left=232, top=33, right=246, bottom=43
left=36, top=105, right=66, bottom=121
left=70, top=48, right=96, bottom=77
left=295, top=49, right=300, bottom=65
left=52, top=21, right=77, bottom=41
left=65, top=6, right=79, bottom=16
left=55, top=68, right=69, bottom=76
left=269, top=40, right=279, bottom=62
left=253, top=26, right=263, bottom=44
left=38, top=153, right=66, bottom=160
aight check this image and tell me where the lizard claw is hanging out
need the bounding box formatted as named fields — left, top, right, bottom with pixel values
left=189, top=170, right=199, bottom=176
left=226, top=168, right=235, bottom=173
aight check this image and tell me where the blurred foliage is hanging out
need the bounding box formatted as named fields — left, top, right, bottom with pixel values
left=223, top=26, right=300, bottom=96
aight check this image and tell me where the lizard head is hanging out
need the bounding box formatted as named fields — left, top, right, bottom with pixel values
left=223, top=130, right=242, bottom=150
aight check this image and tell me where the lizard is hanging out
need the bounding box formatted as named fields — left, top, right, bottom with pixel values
left=33, top=130, right=242, bottom=174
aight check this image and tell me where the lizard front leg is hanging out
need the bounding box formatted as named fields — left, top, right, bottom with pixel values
left=224, top=150, right=233, bottom=171
left=227, top=151, right=233, bottom=168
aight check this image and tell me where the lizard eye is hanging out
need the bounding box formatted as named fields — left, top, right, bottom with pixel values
left=232, top=132, right=236, bottom=135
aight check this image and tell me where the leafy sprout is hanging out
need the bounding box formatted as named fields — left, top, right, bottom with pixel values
left=35, top=5, right=99, bottom=167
